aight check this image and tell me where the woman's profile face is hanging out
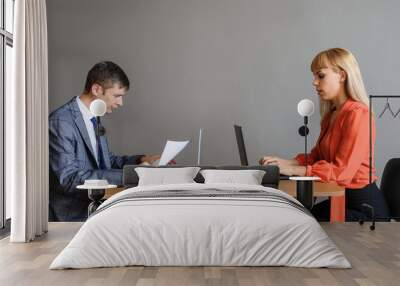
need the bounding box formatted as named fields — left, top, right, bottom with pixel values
left=312, top=66, right=345, bottom=101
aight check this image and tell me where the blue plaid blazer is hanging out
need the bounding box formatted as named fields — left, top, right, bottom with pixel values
left=49, top=97, right=142, bottom=221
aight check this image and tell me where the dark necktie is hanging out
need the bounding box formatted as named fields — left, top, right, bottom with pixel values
left=90, top=117, right=106, bottom=169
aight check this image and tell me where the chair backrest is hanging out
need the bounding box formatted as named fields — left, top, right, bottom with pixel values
left=380, top=158, right=400, bottom=218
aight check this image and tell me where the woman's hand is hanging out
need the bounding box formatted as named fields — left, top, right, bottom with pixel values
left=259, top=156, right=298, bottom=167
left=259, top=155, right=305, bottom=176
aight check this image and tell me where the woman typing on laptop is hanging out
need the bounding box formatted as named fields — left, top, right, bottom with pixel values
left=259, top=48, right=389, bottom=221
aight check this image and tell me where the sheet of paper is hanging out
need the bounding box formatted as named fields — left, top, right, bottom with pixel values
left=156, top=140, right=190, bottom=166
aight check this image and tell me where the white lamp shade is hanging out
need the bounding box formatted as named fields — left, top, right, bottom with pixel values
left=90, top=99, right=107, bottom=117
left=297, top=99, right=315, bottom=117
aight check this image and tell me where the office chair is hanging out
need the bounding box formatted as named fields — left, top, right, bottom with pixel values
left=359, top=158, right=400, bottom=230
left=380, top=158, right=400, bottom=220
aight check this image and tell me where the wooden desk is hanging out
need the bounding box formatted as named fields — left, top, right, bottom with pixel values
left=104, top=182, right=346, bottom=223
left=105, top=188, right=123, bottom=199
left=279, top=180, right=345, bottom=223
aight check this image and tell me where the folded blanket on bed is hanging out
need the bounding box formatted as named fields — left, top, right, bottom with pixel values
left=92, top=188, right=312, bottom=218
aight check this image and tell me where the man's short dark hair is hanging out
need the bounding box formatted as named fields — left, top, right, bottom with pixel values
left=84, top=61, right=130, bottom=93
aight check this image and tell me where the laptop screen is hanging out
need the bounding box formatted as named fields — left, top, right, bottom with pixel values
left=234, top=125, right=249, bottom=166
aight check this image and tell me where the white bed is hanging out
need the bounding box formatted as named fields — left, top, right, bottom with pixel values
left=50, top=183, right=351, bottom=269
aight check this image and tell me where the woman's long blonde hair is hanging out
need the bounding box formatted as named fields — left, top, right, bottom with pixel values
left=310, top=48, right=369, bottom=118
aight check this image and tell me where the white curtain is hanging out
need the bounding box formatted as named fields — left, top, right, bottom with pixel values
left=7, top=0, right=49, bottom=242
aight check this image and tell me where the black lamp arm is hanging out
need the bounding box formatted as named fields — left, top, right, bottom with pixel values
left=304, top=116, right=308, bottom=168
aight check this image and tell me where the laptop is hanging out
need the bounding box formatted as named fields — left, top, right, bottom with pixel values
left=233, top=125, right=289, bottom=179
left=234, top=125, right=249, bottom=166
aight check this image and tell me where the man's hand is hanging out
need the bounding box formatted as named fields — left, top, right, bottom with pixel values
left=140, top=154, right=161, bottom=165
left=140, top=155, right=177, bottom=165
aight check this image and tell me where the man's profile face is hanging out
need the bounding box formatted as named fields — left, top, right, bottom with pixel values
left=93, top=83, right=127, bottom=113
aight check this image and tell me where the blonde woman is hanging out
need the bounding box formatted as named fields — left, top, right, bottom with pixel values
left=260, top=48, right=389, bottom=221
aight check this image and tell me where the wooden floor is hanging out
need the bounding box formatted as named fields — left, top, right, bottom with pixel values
left=1, top=222, right=400, bottom=286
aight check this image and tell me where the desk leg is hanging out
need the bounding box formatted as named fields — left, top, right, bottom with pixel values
left=330, top=196, right=345, bottom=223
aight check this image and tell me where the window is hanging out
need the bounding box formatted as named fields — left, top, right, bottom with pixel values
left=5, top=44, right=12, bottom=220
left=1, top=0, right=14, bottom=230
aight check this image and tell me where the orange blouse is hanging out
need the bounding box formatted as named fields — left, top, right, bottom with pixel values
left=295, top=99, right=376, bottom=189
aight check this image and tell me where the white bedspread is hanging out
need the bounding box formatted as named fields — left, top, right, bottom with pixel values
left=50, top=183, right=351, bottom=269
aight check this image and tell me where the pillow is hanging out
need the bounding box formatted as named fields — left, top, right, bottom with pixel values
left=135, top=167, right=201, bottom=186
left=200, top=169, right=266, bottom=185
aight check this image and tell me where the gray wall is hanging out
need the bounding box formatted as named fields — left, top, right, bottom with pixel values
left=47, top=0, right=400, bottom=178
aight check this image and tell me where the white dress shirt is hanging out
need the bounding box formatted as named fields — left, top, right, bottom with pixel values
left=76, top=96, right=98, bottom=163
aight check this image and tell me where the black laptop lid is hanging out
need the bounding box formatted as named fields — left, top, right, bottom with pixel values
left=234, top=125, right=249, bottom=166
